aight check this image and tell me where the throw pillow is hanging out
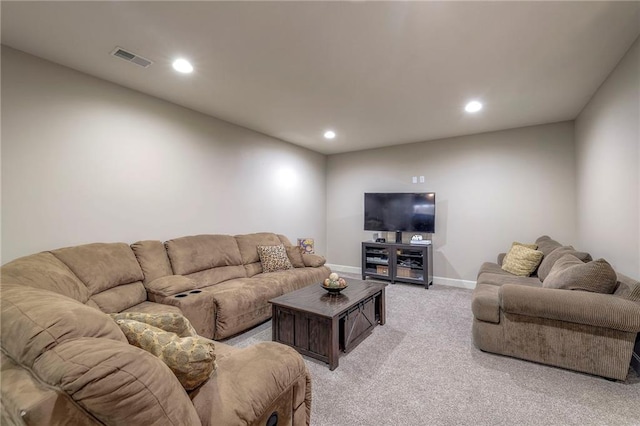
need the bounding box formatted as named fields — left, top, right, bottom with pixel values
left=285, top=245, right=305, bottom=268
left=537, top=246, right=593, bottom=282
left=513, top=241, right=538, bottom=250
left=114, top=319, right=216, bottom=390
left=535, top=235, right=563, bottom=256
left=110, top=312, right=198, bottom=337
left=501, top=244, right=544, bottom=276
left=542, top=254, right=617, bottom=294
left=257, top=244, right=293, bottom=273
left=303, top=253, right=327, bottom=267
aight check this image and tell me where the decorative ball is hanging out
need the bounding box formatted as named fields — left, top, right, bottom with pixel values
left=329, top=272, right=339, bottom=281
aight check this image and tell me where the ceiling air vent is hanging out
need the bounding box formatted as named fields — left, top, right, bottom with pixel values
left=110, top=47, right=153, bottom=68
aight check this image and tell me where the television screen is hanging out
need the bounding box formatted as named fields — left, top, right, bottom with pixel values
left=364, top=193, right=435, bottom=233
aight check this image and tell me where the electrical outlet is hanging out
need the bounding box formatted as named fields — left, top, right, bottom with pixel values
left=419, top=176, right=425, bottom=183
left=412, top=176, right=418, bottom=184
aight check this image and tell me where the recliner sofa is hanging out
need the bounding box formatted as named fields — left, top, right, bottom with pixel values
left=1, top=232, right=329, bottom=425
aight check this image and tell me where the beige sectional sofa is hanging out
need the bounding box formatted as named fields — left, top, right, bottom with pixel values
left=1, top=232, right=330, bottom=425
left=472, top=235, right=640, bottom=380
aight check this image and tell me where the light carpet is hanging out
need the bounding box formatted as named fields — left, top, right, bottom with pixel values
left=224, top=280, right=640, bottom=426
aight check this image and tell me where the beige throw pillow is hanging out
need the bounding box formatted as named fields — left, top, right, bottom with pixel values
left=257, top=244, right=293, bottom=273
left=114, top=319, right=216, bottom=390
left=501, top=244, right=544, bottom=276
left=286, top=245, right=305, bottom=268
left=542, top=254, right=617, bottom=294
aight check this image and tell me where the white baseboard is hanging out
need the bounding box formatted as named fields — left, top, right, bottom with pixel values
left=326, top=264, right=477, bottom=290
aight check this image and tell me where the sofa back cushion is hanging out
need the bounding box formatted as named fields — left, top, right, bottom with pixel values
left=131, top=240, right=174, bottom=284
left=1, top=252, right=89, bottom=303
left=165, top=235, right=246, bottom=286
left=0, top=282, right=126, bottom=368
left=542, top=254, right=618, bottom=294
left=538, top=246, right=593, bottom=281
left=33, top=338, right=202, bottom=426
left=535, top=235, right=563, bottom=256
left=51, top=243, right=146, bottom=312
left=236, top=233, right=285, bottom=277
left=613, top=273, right=640, bottom=302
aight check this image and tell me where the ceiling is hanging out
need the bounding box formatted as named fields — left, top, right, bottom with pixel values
left=2, top=2, right=639, bottom=155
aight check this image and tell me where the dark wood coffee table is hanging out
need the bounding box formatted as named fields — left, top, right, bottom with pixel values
left=270, top=279, right=387, bottom=370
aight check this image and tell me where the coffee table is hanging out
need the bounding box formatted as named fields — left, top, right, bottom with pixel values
left=270, top=279, right=387, bottom=370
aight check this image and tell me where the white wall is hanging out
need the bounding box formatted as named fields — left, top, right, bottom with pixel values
left=326, top=122, right=576, bottom=283
left=575, top=37, right=639, bottom=278
left=1, top=47, right=327, bottom=263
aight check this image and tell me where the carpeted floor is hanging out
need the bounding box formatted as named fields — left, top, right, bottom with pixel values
left=224, top=278, right=640, bottom=426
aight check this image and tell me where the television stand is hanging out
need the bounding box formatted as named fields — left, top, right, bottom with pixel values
left=361, top=241, right=433, bottom=289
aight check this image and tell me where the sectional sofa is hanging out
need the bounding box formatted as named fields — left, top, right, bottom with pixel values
left=1, top=232, right=330, bottom=425
left=472, top=235, right=640, bottom=380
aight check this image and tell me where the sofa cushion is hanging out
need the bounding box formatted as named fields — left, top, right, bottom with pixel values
left=235, top=233, right=283, bottom=265
left=114, top=319, right=216, bottom=390
left=131, top=240, right=174, bottom=284
left=89, top=281, right=147, bottom=313
left=110, top=312, right=198, bottom=337
left=165, top=234, right=243, bottom=276
left=613, top=273, right=640, bottom=302
left=501, top=244, right=543, bottom=277
left=543, top=254, right=618, bottom=294
left=535, top=235, right=564, bottom=256
left=258, top=244, right=293, bottom=273
left=286, top=246, right=305, bottom=268
left=145, top=275, right=198, bottom=297
left=0, top=283, right=126, bottom=368
left=1, top=252, right=90, bottom=303
left=33, top=338, right=202, bottom=425
left=122, top=301, right=184, bottom=315
left=50, top=243, right=144, bottom=296
left=538, top=246, right=593, bottom=281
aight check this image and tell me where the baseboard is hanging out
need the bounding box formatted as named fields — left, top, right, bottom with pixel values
left=326, top=263, right=362, bottom=275
left=326, top=264, right=476, bottom=290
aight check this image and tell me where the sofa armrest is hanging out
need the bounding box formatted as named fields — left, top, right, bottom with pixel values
left=190, top=341, right=311, bottom=426
left=145, top=275, right=198, bottom=297
left=302, top=254, right=326, bottom=267
left=500, top=284, right=640, bottom=332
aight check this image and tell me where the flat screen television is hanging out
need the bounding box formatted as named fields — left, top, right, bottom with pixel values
left=364, top=192, right=436, bottom=234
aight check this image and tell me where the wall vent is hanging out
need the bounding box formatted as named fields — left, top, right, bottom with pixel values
left=110, top=47, right=153, bottom=68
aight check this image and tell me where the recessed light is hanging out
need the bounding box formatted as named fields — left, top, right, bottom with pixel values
left=324, top=130, right=336, bottom=139
left=172, top=58, right=193, bottom=74
left=465, top=101, right=483, bottom=113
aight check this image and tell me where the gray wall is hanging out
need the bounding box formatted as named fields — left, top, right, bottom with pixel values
left=1, top=47, right=327, bottom=263
left=575, top=37, right=639, bottom=278
left=326, top=122, right=577, bottom=284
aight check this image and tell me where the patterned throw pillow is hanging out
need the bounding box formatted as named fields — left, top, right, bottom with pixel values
left=501, top=244, right=544, bottom=276
left=114, top=319, right=216, bottom=390
left=542, top=254, right=617, bottom=294
left=109, top=312, right=198, bottom=337
left=257, top=244, right=293, bottom=273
